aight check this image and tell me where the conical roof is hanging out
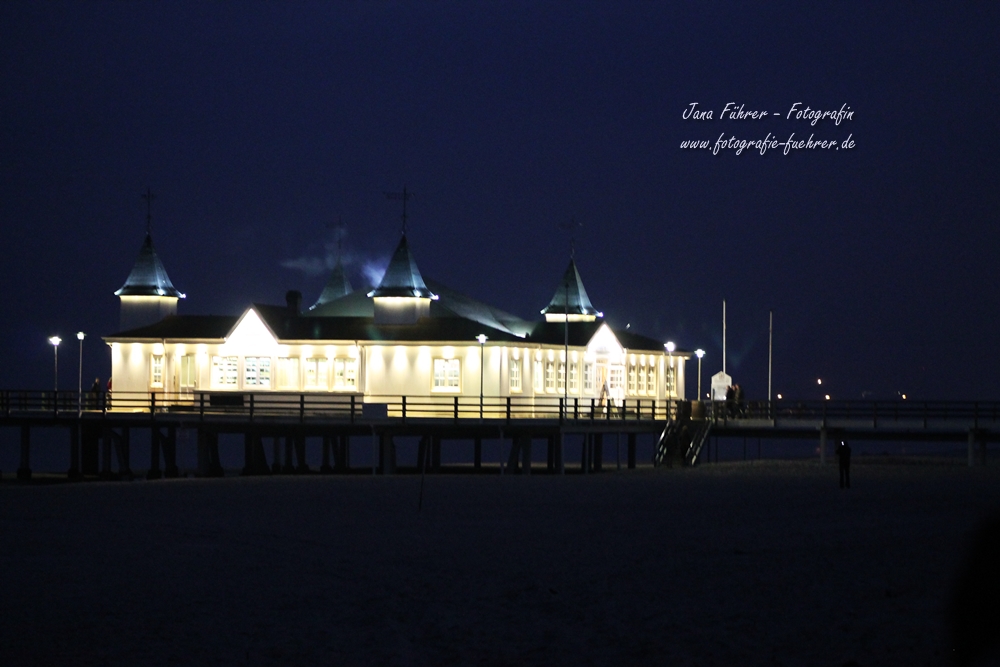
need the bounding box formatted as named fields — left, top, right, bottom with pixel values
left=115, top=233, right=184, bottom=298
left=367, top=235, right=437, bottom=299
left=311, top=256, right=353, bottom=308
left=540, top=259, right=601, bottom=317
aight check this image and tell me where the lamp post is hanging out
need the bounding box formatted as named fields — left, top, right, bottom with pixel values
left=476, top=334, right=488, bottom=420
left=77, top=332, right=85, bottom=414
left=694, top=349, right=705, bottom=399
left=48, top=336, right=62, bottom=393
left=664, top=341, right=675, bottom=402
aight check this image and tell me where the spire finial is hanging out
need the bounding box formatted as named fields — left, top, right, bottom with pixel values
left=558, top=218, right=582, bottom=259
left=141, top=187, right=156, bottom=235
left=384, top=186, right=414, bottom=235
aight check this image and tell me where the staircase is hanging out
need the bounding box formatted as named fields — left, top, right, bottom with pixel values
left=684, top=420, right=712, bottom=466
left=653, top=418, right=712, bottom=467
left=653, top=420, right=679, bottom=466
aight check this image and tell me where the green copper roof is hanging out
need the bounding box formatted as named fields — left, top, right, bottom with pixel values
left=114, top=233, right=184, bottom=298
left=310, top=256, right=353, bottom=309
left=367, top=235, right=437, bottom=299
left=540, top=259, right=601, bottom=317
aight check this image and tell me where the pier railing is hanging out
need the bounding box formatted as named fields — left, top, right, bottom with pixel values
left=2, top=390, right=998, bottom=428
left=0, top=390, right=677, bottom=424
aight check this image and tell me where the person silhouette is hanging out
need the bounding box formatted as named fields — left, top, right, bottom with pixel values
left=836, top=440, right=852, bottom=489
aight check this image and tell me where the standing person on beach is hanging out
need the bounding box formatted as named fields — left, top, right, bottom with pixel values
left=836, top=440, right=852, bottom=489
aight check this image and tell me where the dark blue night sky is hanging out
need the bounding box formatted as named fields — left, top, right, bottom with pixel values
left=2, top=2, right=998, bottom=400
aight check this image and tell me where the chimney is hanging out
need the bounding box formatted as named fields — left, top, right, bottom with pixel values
left=286, top=290, right=302, bottom=316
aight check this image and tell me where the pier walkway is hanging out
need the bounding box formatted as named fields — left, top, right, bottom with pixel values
left=1, top=390, right=996, bottom=480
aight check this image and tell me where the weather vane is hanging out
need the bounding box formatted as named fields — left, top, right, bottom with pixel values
left=384, top=186, right=414, bottom=235
left=326, top=215, right=346, bottom=260
left=141, top=187, right=156, bottom=235
left=558, top=218, right=582, bottom=258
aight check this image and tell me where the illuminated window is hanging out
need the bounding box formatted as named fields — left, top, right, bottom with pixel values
left=584, top=363, right=594, bottom=392
left=180, top=355, right=196, bottom=390
left=533, top=359, right=544, bottom=392
left=151, top=355, right=164, bottom=388
left=544, top=361, right=555, bottom=391
left=433, top=358, right=461, bottom=391
left=244, top=357, right=271, bottom=388
left=647, top=366, right=657, bottom=395
left=628, top=365, right=637, bottom=394
left=568, top=362, right=578, bottom=393
left=333, top=358, right=357, bottom=390
left=509, top=358, right=522, bottom=392
left=305, top=357, right=329, bottom=389
left=277, top=357, right=300, bottom=390
left=609, top=366, right=623, bottom=390
left=212, top=356, right=238, bottom=387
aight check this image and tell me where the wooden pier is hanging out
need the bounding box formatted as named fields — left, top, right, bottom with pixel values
left=1, top=390, right=996, bottom=480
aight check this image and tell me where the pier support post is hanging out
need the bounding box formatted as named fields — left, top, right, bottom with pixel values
left=337, top=435, right=350, bottom=472
left=417, top=436, right=429, bottom=472
left=474, top=437, right=482, bottom=470
left=506, top=436, right=520, bottom=472
left=558, top=432, right=565, bottom=474
left=593, top=434, right=604, bottom=472
left=163, top=427, right=179, bottom=478
left=431, top=436, right=442, bottom=472
left=295, top=435, right=308, bottom=473
left=148, top=427, right=163, bottom=480
left=81, top=423, right=99, bottom=475
left=283, top=436, right=295, bottom=473
left=197, top=429, right=210, bottom=476
left=520, top=436, right=532, bottom=475
left=819, top=428, right=827, bottom=465
left=581, top=434, right=590, bottom=474
left=321, top=435, right=333, bottom=473
left=17, top=424, right=31, bottom=481
left=242, top=432, right=253, bottom=476
left=116, top=427, right=132, bottom=480
left=68, top=422, right=81, bottom=480
left=101, top=428, right=114, bottom=479
left=271, top=437, right=282, bottom=473
left=379, top=433, right=396, bottom=474
left=627, top=432, right=636, bottom=469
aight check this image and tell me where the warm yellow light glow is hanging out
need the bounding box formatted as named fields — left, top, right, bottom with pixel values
left=777, top=393, right=783, bottom=399
left=544, top=313, right=598, bottom=323
left=443, top=346, right=454, bottom=360
left=824, top=394, right=830, bottom=400
left=152, top=342, right=164, bottom=356
left=417, top=346, right=431, bottom=372
left=817, top=378, right=823, bottom=385
left=348, top=345, right=359, bottom=359
left=302, top=345, right=313, bottom=358
left=512, top=348, right=520, bottom=361
left=224, top=309, right=278, bottom=353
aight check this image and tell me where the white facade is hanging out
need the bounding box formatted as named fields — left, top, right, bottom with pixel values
left=108, top=309, right=686, bottom=409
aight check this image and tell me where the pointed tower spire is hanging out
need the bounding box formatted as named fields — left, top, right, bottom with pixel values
left=114, top=202, right=185, bottom=332
left=541, top=259, right=602, bottom=322
left=367, top=235, right=436, bottom=299
left=312, top=255, right=354, bottom=308
left=367, top=235, right=437, bottom=324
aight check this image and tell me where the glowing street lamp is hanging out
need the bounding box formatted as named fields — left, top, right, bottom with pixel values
left=48, top=336, right=62, bottom=392
left=476, top=334, right=488, bottom=419
left=664, top=342, right=675, bottom=399
left=76, top=332, right=85, bottom=414
left=694, top=349, right=705, bottom=400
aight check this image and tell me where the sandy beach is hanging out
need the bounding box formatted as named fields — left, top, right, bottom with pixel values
left=2, top=460, right=998, bottom=666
